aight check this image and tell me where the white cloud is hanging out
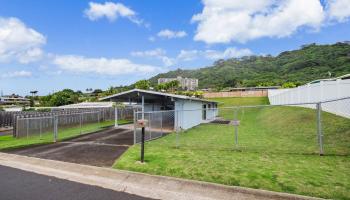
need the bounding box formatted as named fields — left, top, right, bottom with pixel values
left=157, top=29, right=187, bottom=39
left=130, top=47, right=252, bottom=67
left=52, top=55, right=159, bottom=75
left=148, top=36, right=156, bottom=42
left=178, top=47, right=253, bottom=61
left=131, top=48, right=175, bottom=67
left=1, top=70, right=32, bottom=78
left=84, top=1, right=144, bottom=25
left=131, top=48, right=166, bottom=57
left=192, top=0, right=326, bottom=44
left=177, top=50, right=200, bottom=61
left=327, top=0, right=350, bottom=22
left=0, top=17, right=46, bottom=63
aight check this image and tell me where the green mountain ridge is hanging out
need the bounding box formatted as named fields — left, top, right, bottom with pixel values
left=149, top=42, right=350, bottom=89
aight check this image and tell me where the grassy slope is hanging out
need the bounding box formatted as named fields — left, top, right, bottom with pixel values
left=114, top=97, right=350, bottom=199
left=0, top=120, right=130, bottom=150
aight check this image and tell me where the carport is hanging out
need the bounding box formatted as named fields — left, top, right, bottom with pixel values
left=100, top=89, right=218, bottom=130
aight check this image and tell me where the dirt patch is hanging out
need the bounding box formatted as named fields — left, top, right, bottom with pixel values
left=5, top=127, right=134, bottom=167
left=210, top=119, right=231, bottom=124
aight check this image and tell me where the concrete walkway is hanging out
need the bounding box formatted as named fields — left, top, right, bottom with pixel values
left=0, top=153, right=322, bottom=200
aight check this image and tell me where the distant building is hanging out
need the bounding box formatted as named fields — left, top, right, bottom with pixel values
left=0, top=94, right=30, bottom=106
left=158, top=76, right=198, bottom=91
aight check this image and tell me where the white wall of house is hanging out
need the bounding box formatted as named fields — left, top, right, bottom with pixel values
left=175, top=100, right=203, bottom=130
left=174, top=100, right=218, bottom=130
left=206, top=103, right=218, bottom=120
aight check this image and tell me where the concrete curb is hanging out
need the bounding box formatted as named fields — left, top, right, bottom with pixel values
left=0, top=153, right=323, bottom=200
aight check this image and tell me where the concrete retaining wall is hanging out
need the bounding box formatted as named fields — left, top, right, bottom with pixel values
left=204, top=90, right=268, bottom=98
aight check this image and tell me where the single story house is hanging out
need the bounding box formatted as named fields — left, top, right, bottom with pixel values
left=100, top=89, right=218, bottom=130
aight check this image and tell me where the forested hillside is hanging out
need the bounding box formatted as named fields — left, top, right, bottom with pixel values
left=149, top=42, right=350, bottom=89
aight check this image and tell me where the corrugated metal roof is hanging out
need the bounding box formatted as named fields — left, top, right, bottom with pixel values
left=99, top=89, right=217, bottom=103
left=307, top=73, right=350, bottom=84
left=58, top=102, right=114, bottom=108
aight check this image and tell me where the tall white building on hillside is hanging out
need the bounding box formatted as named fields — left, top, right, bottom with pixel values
left=158, top=76, right=198, bottom=90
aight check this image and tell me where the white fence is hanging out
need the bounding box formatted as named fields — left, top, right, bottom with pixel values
left=268, top=79, right=350, bottom=118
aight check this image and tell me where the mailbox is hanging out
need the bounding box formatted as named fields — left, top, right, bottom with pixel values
left=137, top=119, right=148, bottom=128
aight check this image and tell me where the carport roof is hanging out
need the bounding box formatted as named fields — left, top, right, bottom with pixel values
left=99, top=89, right=217, bottom=103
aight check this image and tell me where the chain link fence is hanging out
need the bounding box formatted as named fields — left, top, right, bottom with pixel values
left=14, top=107, right=135, bottom=141
left=133, top=110, right=175, bottom=144
left=133, top=97, right=350, bottom=156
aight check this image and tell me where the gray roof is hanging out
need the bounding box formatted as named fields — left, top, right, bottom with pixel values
left=58, top=102, right=114, bottom=109
left=99, top=89, right=217, bottom=103
left=307, top=73, right=350, bottom=85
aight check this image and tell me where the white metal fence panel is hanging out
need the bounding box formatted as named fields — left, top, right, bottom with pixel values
left=268, top=79, right=350, bottom=118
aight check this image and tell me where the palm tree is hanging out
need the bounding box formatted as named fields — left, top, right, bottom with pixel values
left=29, top=90, right=38, bottom=107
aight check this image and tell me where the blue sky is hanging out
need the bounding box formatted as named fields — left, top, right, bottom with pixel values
left=0, top=0, right=349, bottom=96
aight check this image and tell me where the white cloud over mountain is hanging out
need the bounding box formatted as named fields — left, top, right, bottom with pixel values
left=53, top=55, right=160, bottom=75
left=131, top=48, right=175, bottom=67
left=327, top=0, right=350, bottom=22
left=0, top=17, right=46, bottom=63
left=177, top=47, right=253, bottom=61
left=192, top=0, right=350, bottom=44
left=131, top=47, right=253, bottom=67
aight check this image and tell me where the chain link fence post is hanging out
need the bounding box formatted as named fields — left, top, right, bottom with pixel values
left=39, top=117, right=42, bottom=138
left=316, top=103, right=324, bottom=156
left=160, top=112, right=163, bottom=137
left=149, top=114, right=152, bottom=139
left=234, top=108, right=238, bottom=148
left=53, top=115, right=58, bottom=143
left=15, top=116, right=19, bottom=138
left=80, top=113, right=83, bottom=135
left=97, top=111, right=100, bottom=125
left=176, top=110, right=179, bottom=149
left=115, top=106, right=118, bottom=128
left=26, top=118, right=29, bottom=138
left=133, top=110, right=136, bottom=145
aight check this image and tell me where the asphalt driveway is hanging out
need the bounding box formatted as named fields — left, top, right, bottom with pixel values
left=5, top=127, right=134, bottom=167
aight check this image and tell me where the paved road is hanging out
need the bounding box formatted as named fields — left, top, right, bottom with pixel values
left=0, top=165, right=154, bottom=200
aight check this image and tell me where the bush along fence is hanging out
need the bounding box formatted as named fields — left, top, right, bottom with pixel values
left=133, top=97, right=350, bottom=158
left=13, top=107, right=134, bottom=139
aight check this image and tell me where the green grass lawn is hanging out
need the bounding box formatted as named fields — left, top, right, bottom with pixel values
left=114, top=97, right=350, bottom=200
left=0, top=119, right=130, bottom=150
left=208, top=96, right=270, bottom=106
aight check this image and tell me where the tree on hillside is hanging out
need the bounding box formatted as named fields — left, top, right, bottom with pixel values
left=156, top=83, right=168, bottom=91
left=282, top=82, right=297, bottom=88
left=222, top=78, right=237, bottom=88
left=39, top=89, right=81, bottom=107
left=147, top=42, right=350, bottom=89
left=165, top=80, right=180, bottom=92
left=135, top=80, right=150, bottom=90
